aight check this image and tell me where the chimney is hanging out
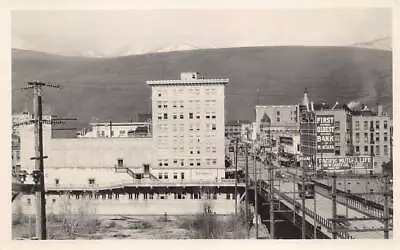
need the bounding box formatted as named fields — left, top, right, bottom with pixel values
left=311, top=101, right=314, bottom=111
left=378, top=105, right=383, bottom=116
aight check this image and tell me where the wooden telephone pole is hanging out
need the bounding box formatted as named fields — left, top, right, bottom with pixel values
left=245, top=145, right=250, bottom=238
left=23, top=80, right=60, bottom=240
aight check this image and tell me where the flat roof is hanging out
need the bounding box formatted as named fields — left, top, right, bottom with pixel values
left=90, top=122, right=150, bottom=126
left=146, top=78, right=229, bottom=86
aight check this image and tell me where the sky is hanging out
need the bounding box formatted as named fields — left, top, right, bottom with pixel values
left=11, top=8, right=392, bottom=57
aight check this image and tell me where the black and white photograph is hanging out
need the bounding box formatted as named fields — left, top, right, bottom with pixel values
left=9, top=6, right=393, bottom=240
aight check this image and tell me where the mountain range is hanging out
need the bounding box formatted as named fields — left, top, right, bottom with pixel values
left=12, top=46, right=392, bottom=136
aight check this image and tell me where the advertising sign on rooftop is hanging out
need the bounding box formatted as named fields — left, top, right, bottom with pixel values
left=316, top=115, right=335, bottom=153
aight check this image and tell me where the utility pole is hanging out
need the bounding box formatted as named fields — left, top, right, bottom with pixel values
left=293, top=166, right=297, bottom=224
left=245, top=145, right=250, bottom=238
left=254, top=152, right=258, bottom=239
left=23, top=80, right=60, bottom=240
left=313, top=190, right=317, bottom=239
left=301, top=167, right=306, bottom=239
left=269, top=154, right=275, bottom=239
left=383, top=175, right=389, bottom=239
left=331, top=174, right=338, bottom=239
left=235, top=137, right=238, bottom=217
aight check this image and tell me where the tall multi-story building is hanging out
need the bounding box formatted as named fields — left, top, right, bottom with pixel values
left=299, top=90, right=317, bottom=170
left=147, top=72, right=228, bottom=181
left=352, top=105, right=392, bottom=173
left=314, top=104, right=353, bottom=157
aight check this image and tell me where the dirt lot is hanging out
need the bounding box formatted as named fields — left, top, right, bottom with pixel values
left=12, top=213, right=249, bottom=240
left=13, top=214, right=199, bottom=239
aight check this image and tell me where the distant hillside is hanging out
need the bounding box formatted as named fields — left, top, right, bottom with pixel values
left=12, top=46, right=392, bottom=131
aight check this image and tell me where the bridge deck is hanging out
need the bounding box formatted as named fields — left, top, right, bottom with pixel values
left=238, top=155, right=393, bottom=239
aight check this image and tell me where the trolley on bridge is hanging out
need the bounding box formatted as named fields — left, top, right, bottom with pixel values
left=297, top=181, right=315, bottom=199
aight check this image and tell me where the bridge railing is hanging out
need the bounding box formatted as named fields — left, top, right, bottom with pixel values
left=258, top=180, right=353, bottom=239
left=314, top=181, right=393, bottom=217
left=284, top=171, right=392, bottom=217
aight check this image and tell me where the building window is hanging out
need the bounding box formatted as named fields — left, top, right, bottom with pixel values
left=88, top=178, right=95, bottom=185
left=119, top=130, right=125, bottom=136
left=335, top=146, right=340, bottom=156
left=211, top=112, right=216, bottom=119
left=55, top=178, right=60, bottom=185
left=355, top=133, right=360, bottom=143
left=334, top=134, right=340, bottom=143
left=173, top=173, right=178, bottom=179
left=355, top=121, right=360, bottom=131
left=333, top=122, right=339, bottom=132
left=355, top=146, right=360, bottom=153
left=375, top=133, right=380, bottom=142
left=180, top=160, right=184, bottom=167
left=276, top=117, right=280, bottom=122
left=158, top=92, right=162, bottom=97
left=164, top=173, right=168, bottom=179
left=364, top=146, right=369, bottom=153
left=189, top=113, right=193, bottom=119
left=158, top=173, right=163, bottom=179
left=364, top=133, right=368, bottom=143
left=117, top=158, right=124, bottom=167
left=163, top=113, right=168, bottom=119
left=376, top=121, right=380, bottom=129
left=384, top=145, right=388, bottom=156
left=364, top=121, right=368, bottom=130
left=384, top=132, right=388, bottom=142
left=375, top=145, right=380, bottom=156
left=212, top=124, right=216, bottom=130
left=384, top=120, right=388, bottom=129
left=180, top=114, right=184, bottom=119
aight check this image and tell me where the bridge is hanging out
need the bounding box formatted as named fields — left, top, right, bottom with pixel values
left=238, top=153, right=393, bottom=239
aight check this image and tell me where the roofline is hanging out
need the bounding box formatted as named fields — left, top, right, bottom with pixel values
left=90, top=122, right=151, bottom=126
left=146, top=79, right=229, bottom=86
left=256, top=104, right=299, bottom=108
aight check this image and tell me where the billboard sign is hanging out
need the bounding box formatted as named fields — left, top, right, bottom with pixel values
left=316, top=156, right=373, bottom=170
left=316, top=115, right=334, bottom=153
